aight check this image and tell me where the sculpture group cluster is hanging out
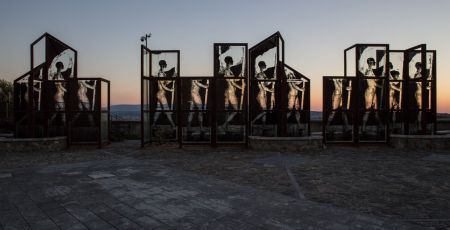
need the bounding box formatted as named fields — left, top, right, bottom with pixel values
left=13, top=33, right=110, bottom=147
left=323, top=44, right=436, bottom=143
left=11, top=32, right=436, bottom=148
left=141, top=32, right=311, bottom=146
left=142, top=34, right=437, bottom=146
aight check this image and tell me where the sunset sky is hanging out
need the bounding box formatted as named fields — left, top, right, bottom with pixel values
left=1, top=0, right=449, bottom=112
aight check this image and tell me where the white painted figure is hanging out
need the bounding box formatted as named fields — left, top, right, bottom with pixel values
left=286, top=71, right=306, bottom=129
left=153, top=60, right=176, bottom=128
left=251, top=61, right=274, bottom=126
left=187, top=79, right=209, bottom=132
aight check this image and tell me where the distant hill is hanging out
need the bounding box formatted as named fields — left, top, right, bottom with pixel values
left=111, top=104, right=140, bottom=112
left=111, top=104, right=140, bottom=120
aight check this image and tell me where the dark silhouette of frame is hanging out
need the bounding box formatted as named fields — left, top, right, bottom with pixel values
left=140, top=46, right=180, bottom=146
left=141, top=32, right=311, bottom=147
left=213, top=43, right=248, bottom=145
left=388, top=45, right=436, bottom=135
left=249, top=32, right=310, bottom=137
left=323, top=43, right=436, bottom=144
left=13, top=33, right=110, bottom=148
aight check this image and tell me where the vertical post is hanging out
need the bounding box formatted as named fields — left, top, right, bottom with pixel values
left=43, top=35, right=49, bottom=137
left=74, top=50, right=78, bottom=78
left=276, top=37, right=282, bottom=137
left=432, top=50, right=437, bottom=134
left=421, top=46, right=427, bottom=134
left=279, top=36, right=287, bottom=137
left=149, top=50, right=153, bottom=145
left=140, top=46, right=144, bottom=147
left=67, top=79, right=71, bottom=148
left=98, top=81, right=102, bottom=148
left=211, top=75, right=216, bottom=147
left=403, top=49, right=409, bottom=135
left=322, top=77, right=326, bottom=144
left=212, top=45, right=217, bottom=147
left=249, top=48, right=254, bottom=140
left=244, top=44, right=249, bottom=147
left=307, top=79, right=311, bottom=136
left=385, top=45, right=390, bottom=144
left=354, top=46, right=360, bottom=144
left=108, top=80, right=111, bottom=145
left=177, top=51, right=182, bottom=148
left=29, top=43, right=34, bottom=137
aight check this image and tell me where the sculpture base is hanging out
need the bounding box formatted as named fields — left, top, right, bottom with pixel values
left=0, top=136, right=67, bottom=153
left=390, top=133, right=450, bottom=150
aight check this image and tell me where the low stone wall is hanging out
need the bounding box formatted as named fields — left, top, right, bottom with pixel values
left=111, top=120, right=140, bottom=140
left=390, top=134, right=450, bottom=150
left=248, top=136, right=323, bottom=152
left=0, top=136, right=67, bottom=153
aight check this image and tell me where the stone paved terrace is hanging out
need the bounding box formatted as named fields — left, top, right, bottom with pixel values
left=1, top=141, right=449, bottom=229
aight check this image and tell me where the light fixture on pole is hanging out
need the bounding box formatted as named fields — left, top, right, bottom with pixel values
left=140, top=33, right=151, bottom=48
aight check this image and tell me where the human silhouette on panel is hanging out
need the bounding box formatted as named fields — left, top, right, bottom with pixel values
left=251, top=61, right=274, bottom=127
left=220, top=56, right=244, bottom=130
left=360, top=57, right=383, bottom=133
left=153, top=60, right=176, bottom=128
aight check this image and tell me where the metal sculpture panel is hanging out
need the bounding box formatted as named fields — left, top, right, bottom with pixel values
left=388, top=51, right=405, bottom=134
left=69, top=79, right=100, bottom=142
left=14, top=72, right=32, bottom=137
left=141, top=46, right=151, bottom=145
left=323, top=77, right=354, bottom=142
left=356, top=45, right=389, bottom=142
left=148, top=50, right=180, bottom=141
left=45, top=35, right=76, bottom=80
left=284, top=64, right=310, bottom=136
left=214, top=44, right=247, bottom=143
left=46, top=80, right=69, bottom=136
left=140, top=32, right=311, bottom=147
left=249, top=32, right=283, bottom=137
left=404, top=45, right=436, bottom=134
left=324, top=43, right=436, bottom=144
left=14, top=33, right=110, bottom=147
left=180, top=77, right=211, bottom=144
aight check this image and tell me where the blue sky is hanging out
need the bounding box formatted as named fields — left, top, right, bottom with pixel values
left=1, top=0, right=450, bottom=111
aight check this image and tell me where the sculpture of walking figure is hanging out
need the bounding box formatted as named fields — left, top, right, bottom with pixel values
left=152, top=60, right=176, bottom=128
left=251, top=61, right=274, bottom=127
left=220, top=56, right=245, bottom=130
left=360, top=57, right=382, bottom=133
left=389, top=69, right=401, bottom=129
left=187, top=79, right=209, bottom=132
left=49, top=58, right=73, bottom=124
left=286, top=71, right=306, bottom=130
left=72, top=80, right=96, bottom=126
left=326, top=78, right=350, bottom=132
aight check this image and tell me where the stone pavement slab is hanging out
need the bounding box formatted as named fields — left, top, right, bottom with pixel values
left=423, top=154, right=450, bottom=164
left=0, top=173, right=12, bottom=179
left=0, top=157, right=421, bottom=229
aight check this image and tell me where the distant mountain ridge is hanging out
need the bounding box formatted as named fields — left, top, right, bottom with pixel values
left=111, top=104, right=140, bottom=111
